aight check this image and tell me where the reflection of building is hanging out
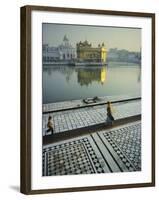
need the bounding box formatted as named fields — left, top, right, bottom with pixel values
left=77, top=67, right=107, bottom=86
left=43, top=35, right=76, bottom=62
left=76, top=40, right=107, bottom=63
left=101, top=67, right=106, bottom=84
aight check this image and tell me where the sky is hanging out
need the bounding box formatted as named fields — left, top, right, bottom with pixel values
left=42, top=23, right=141, bottom=52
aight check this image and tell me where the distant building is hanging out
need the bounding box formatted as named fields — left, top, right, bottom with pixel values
left=107, top=48, right=141, bottom=63
left=107, top=48, right=119, bottom=61
left=76, top=40, right=107, bottom=63
left=43, top=35, right=76, bottom=62
left=43, top=44, right=60, bottom=62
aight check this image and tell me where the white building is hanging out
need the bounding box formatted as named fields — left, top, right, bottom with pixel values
left=43, top=35, right=76, bottom=63
left=43, top=44, right=60, bottom=62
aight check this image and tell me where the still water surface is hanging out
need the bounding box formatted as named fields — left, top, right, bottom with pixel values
left=43, top=62, right=141, bottom=104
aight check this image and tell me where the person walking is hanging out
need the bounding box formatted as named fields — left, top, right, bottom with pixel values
left=106, top=101, right=114, bottom=125
left=46, top=116, right=54, bottom=134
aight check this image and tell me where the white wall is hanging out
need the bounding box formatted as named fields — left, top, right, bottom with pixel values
left=0, top=0, right=158, bottom=199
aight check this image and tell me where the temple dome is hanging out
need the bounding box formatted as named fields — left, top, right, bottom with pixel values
left=63, top=35, right=69, bottom=42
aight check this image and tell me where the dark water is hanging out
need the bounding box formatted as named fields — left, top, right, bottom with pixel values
left=43, top=62, right=141, bottom=104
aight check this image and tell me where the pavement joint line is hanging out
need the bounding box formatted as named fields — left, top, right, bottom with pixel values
left=82, top=142, right=99, bottom=173
left=90, top=134, right=113, bottom=173
left=97, top=132, right=124, bottom=172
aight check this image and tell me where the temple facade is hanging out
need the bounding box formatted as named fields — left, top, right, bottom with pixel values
left=76, top=40, right=107, bottom=63
left=43, top=37, right=108, bottom=65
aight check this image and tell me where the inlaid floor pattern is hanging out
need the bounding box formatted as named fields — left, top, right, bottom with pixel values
left=43, top=121, right=141, bottom=176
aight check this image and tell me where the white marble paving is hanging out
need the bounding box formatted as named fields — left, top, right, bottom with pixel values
left=43, top=100, right=141, bottom=136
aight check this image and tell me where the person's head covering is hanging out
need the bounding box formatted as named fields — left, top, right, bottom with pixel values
left=48, top=116, right=52, bottom=120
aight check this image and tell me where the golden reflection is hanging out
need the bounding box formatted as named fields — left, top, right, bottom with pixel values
left=77, top=66, right=107, bottom=86
left=101, top=67, right=107, bottom=84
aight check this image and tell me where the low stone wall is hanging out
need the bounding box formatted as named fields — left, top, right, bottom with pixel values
left=43, top=95, right=141, bottom=113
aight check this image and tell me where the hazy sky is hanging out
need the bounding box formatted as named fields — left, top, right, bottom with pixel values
left=42, top=23, right=141, bottom=52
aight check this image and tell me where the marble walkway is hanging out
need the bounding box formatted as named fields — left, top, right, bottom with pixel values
left=43, top=99, right=141, bottom=136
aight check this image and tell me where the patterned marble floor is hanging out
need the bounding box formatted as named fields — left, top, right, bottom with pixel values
left=43, top=121, right=141, bottom=176
left=43, top=100, right=141, bottom=136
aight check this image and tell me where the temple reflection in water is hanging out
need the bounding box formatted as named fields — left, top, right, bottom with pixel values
left=43, top=63, right=141, bottom=104
left=77, top=67, right=107, bottom=86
